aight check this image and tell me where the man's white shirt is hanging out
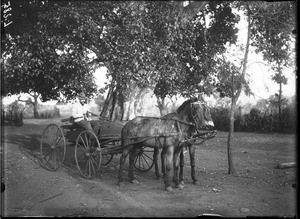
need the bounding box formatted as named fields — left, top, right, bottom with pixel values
left=71, top=99, right=91, bottom=122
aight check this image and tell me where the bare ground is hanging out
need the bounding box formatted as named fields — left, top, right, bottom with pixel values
left=1, top=119, right=297, bottom=217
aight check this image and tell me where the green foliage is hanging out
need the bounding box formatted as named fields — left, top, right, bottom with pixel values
left=38, top=106, right=60, bottom=119
left=5, top=100, right=24, bottom=113
left=271, top=73, right=288, bottom=85
left=250, top=2, right=295, bottom=92
left=21, top=104, right=60, bottom=119
left=211, top=98, right=296, bottom=133
left=1, top=1, right=99, bottom=101
left=281, top=103, right=296, bottom=133
left=250, top=2, right=295, bottom=65
left=2, top=1, right=240, bottom=105
left=3, top=101, right=24, bottom=126
left=210, top=107, right=230, bottom=131
left=174, top=2, right=240, bottom=97
left=215, top=59, right=246, bottom=98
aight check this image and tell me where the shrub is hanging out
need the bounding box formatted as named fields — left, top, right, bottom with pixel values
left=281, top=103, right=296, bottom=133
left=210, top=104, right=296, bottom=133
left=37, top=106, right=60, bottom=119
left=3, top=101, right=25, bottom=126
left=210, top=107, right=230, bottom=131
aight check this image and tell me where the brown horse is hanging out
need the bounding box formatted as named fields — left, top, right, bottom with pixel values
left=118, top=98, right=213, bottom=191
left=158, top=100, right=215, bottom=187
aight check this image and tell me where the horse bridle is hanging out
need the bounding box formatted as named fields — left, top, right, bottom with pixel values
left=190, top=101, right=210, bottom=132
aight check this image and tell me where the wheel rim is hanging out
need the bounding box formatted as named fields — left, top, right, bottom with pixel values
left=134, top=146, right=155, bottom=172
left=40, top=124, right=66, bottom=171
left=75, top=131, right=102, bottom=179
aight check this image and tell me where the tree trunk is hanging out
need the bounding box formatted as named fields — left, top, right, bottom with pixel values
left=156, top=97, right=167, bottom=117
left=124, top=97, right=133, bottom=121
left=18, top=92, right=39, bottom=118
left=100, top=82, right=125, bottom=121
left=109, top=90, right=117, bottom=120
left=278, top=79, right=282, bottom=131
left=110, top=93, right=124, bottom=121
left=100, top=85, right=114, bottom=118
left=33, top=93, right=39, bottom=118
left=227, top=98, right=236, bottom=174
left=124, top=83, right=139, bottom=120
left=227, top=4, right=251, bottom=174
left=133, top=87, right=148, bottom=117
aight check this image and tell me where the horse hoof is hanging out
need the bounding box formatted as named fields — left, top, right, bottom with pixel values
left=176, top=183, right=184, bottom=190
left=193, top=180, right=199, bottom=185
left=179, top=181, right=184, bottom=185
left=165, top=186, right=174, bottom=192
left=131, top=179, right=140, bottom=184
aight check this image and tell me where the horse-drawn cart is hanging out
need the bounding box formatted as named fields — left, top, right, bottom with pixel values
left=39, top=117, right=155, bottom=179
left=39, top=98, right=217, bottom=191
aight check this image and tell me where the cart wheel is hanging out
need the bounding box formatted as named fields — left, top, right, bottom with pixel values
left=75, top=130, right=102, bottom=179
left=101, top=139, right=121, bottom=165
left=40, top=124, right=66, bottom=171
left=134, top=146, right=155, bottom=172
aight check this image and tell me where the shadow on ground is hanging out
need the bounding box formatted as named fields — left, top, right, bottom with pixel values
left=4, top=131, right=82, bottom=177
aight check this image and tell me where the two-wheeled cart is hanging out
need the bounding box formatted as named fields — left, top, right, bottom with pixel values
left=39, top=117, right=155, bottom=179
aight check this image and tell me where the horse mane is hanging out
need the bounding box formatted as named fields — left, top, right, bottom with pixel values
left=176, top=98, right=197, bottom=114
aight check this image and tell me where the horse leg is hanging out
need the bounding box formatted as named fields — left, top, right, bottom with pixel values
left=118, top=147, right=130, bottom=186
left=161, top=148, right=166, bottom=178
left=189, top=144, right=198, bottom=185
left=129, top=146, right=139, bottom=184
left=153, top=148, right=161, bottom=180
left=164, top=146, right=174, bottom=191
left=179, top=148, right=185, bottom=185
left=173, top=147, right=184, bottom=189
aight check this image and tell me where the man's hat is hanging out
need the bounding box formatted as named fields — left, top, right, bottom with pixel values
left=78, top=92, right=87, bottom=100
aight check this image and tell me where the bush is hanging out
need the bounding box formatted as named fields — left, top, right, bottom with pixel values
left=210, top=107, right=230, bottom=131
left=37, top=105, right=60, bottom=119
left=3, top=101, right=25, bottom=126
left=281, top=103, right=296, bottom=133
left=22, top=104, right=34, bottom=119
left=210, top=104, right=296, bottom=133
left=21, top=103, right=61, bottom=119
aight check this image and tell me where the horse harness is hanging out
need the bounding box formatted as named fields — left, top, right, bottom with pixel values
left=126, top=117, right=195, bottom=149
left=190, top=101, right=211, bottom=131
left=125, top=101, right=211, bottom=149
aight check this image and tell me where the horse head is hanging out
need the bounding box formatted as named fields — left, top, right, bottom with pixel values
left=177, top=98, right=215, bottom=132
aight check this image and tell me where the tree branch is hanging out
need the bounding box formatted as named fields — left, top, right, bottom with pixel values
left=17, top=95, right=33, bottom=105
left=246, top=61, right=268, bottom=69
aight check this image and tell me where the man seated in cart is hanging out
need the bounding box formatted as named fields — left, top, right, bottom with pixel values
left=71, top=92, right=99, bottom=135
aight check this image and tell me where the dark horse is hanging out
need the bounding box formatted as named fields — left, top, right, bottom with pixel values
left=118, top=98, right=213, bottom=191
left=157, top=100, right=215, bottom=187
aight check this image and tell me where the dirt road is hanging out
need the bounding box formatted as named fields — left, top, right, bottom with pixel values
left=1, top=119, right=297, bottom=217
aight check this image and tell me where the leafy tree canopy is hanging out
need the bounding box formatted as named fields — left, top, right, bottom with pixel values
left=250, top=1, right=295, bottom=65
left=213, top=1, right=295, bottom=100
left=2, top=1, right=239, bottom=103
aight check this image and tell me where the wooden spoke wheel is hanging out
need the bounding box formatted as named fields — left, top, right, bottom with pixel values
left=40, top=124, right=66, bottom=171
left=134, top=146, right=155, bottom=172
left=75, top=130, right=102, bottom=179
left=100, top=139, right=121, bottom=165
